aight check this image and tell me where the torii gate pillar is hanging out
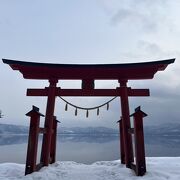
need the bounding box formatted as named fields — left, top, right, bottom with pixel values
left=41, top=78, right=58, bottom=166
left=119, top=80, right=134, bottom=167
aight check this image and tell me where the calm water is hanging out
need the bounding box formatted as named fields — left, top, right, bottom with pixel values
left=0, top=134, right=180, bottom=164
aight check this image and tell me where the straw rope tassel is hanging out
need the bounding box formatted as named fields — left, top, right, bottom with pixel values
left=65, top=103, right=68, bottom=111
left=86, top=110, right=89, bottom=118
left=97, top=108, right=100, bottom=116
left=60, top=96, right=117, bottom=117
left=107, top=103, right=109, bottom=110
left=75, top=108, right=78, bottom=116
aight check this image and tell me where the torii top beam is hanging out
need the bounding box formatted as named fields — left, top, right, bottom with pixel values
left=2, top=58, right=175, bottom=80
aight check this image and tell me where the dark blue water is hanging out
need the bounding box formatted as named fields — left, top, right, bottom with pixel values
left=0, top=134, right=180, bottom=164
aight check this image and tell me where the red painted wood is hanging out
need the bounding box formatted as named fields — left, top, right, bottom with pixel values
left=119, top=119, right=125, bottom=164
left=82, top=79, right=95, bottom=89
left=50, top=117, right=59, bottom=164
left=2, top=59, right=175, bottom=80
left=39, top=128, right=47, bottom=134
left=13, top=67, right=156, bottom=79
left=27, top=88, right=150, bottom=97
left=40, top=79, right=58, bottom=166
left=25, top=106, right=44, bottom=175
left=119, top=80, right=134, bottom=168
left=133, top=107, right=147, bottom=176
left=27, top=88, right=49, bottom=96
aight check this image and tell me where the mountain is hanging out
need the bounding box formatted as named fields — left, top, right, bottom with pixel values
left=144, top=123, right=180, bottom=136
left=0, top=123, right=28, bottom=134
left=58, top=126, right=118, bottom=135
left=0, top=123, right=118, bottom=135
left=59, top=124, right=180, bottom=136
left=0, top=123, right=180, bottom=136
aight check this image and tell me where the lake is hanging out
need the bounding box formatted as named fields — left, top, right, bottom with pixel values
left=0, top=134, right=180, bottom=164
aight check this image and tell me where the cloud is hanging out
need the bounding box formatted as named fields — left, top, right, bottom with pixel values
left=120, top=40, right=177, bottom=63
left=111, top=8, right=157, bottom=32
left=101, top=0, right=170, bottom=33
left=137, top=41, right=163, bottom=56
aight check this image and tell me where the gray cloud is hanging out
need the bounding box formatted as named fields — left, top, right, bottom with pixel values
left=120, top=40, right=177, bottom=62
left=111, top=8, right=157, bottom=32
left=138, top=41, right=163, bottom=56
left=108, top=0, right=170, bottom=33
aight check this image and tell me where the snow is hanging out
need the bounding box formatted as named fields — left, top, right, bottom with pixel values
left=0, top=158, right=180, bottom=180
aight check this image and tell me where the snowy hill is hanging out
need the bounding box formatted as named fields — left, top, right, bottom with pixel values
left=0, top=124, right=118, bottom=135
left=0, top=123, right=28, bottom=134
left=145, top=123, right=180, bottom=136
left=59, top=126, right=118, bottom=134
left=0, top=158, right=180, bottom=180
left=0, top=123, right=180, bottom=136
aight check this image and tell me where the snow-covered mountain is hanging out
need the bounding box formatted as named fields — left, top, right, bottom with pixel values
left=0, top=123, right=180, bottom=136
left=58, top=126, right=118, bottom=134
left=145, top=123, right=180, bottom=136
left=0, top=123, right=118, bottom=135
left=0, top=123, right=28, bottom=134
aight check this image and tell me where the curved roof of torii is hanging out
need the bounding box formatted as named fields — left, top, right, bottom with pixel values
left=2, top=58, right=175, bottom=80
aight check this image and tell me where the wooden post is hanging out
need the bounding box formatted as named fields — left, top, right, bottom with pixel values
left=50, top=116, right=60, bottom=164
left=41, top=78, right=58, bottom=166
left=82, top=79, right=95, bottom=89
left=117, top=119, right=125, bottom=164
left=118, top=80, right=134, bottom=168
left=133, top=106, right=147, bottom=176
left=120, top=119, right=125, bottom=164
left=25, top=106, right=44, bottom=175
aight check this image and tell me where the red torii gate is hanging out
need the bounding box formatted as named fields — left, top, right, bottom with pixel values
left=3, top=58, right=175, bottom=176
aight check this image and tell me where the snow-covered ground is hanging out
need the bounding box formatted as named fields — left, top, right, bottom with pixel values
left=0, top=157, right=180, bottom=180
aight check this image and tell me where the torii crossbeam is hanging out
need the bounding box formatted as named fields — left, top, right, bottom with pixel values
left=2, top=58, right=175, bottom=175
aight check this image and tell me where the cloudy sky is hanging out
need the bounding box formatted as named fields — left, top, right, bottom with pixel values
left=0, top=0, right=179, bottom=128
